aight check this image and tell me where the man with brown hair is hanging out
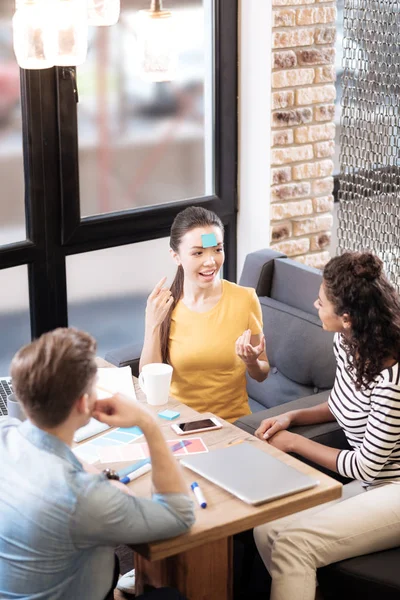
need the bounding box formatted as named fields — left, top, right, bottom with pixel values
left=0, top=328, right=194, bottom=600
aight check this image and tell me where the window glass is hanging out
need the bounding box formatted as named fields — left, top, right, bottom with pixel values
left=0, top=1, right=26, bottom=245
left=77, top=0, right=214, bottom=217
left=66, top=237, right=177, bottom=356
left=0, top=266, right=30, bottom=374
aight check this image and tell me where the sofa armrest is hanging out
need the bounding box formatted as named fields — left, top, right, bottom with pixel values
left=104, top=342, right=143, bottom=378
left=235, top=390, right=333, bottom=437
left=239, top=248, right=286, bottom=296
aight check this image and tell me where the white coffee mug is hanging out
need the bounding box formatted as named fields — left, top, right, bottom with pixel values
left=139, top=363, right=173, bottom=406
left=6, top=393, right=27, bottom=422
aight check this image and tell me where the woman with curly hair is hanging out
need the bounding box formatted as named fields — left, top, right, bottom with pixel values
left=253, top=251, right=400, bottom=600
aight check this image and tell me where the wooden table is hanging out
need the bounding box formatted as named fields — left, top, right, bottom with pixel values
left=96, top=359, right=342, bottom=600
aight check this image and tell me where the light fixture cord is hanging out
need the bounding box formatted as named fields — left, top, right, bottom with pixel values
left=150, top=0, right=163, bottom=12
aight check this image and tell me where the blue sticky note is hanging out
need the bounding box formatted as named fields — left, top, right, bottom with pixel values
left=103, top=431, right=138, bottom=443
left=119, top=426, right=143, bottom=436
left=158, top=409, right=180, bottom=420
left=201, top=233, right=217, bottom=248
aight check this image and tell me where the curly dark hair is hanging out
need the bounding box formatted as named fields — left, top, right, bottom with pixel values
left=323, top=252, right=400, bottom=390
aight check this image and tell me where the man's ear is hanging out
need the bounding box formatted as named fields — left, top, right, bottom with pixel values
left=76, top=393, right=90, bottom=416
left=169, top=247, right=181, bottom=266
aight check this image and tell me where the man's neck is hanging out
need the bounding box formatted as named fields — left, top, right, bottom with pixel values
left=35, top=421, right=78, bottom=447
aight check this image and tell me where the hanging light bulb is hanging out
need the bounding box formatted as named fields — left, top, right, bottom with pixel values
left=136, top=0, right=177, bottom=82
left=12, top=0, right=55, bottom=70
left=87, top=0, right=120, bottom=26
left=53, top=0, right=88, bottom=67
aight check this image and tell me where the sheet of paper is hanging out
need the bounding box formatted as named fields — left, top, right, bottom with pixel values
left=73, top=425, right=144, bottom=464
left=96, top=437, right=208, bottom=464
left=96, top=366, right=136, bottom=400
left=140, top=438, right=209, bottom=458
left=98, top=444, right=147, bottom=463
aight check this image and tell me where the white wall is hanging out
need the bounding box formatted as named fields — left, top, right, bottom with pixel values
left=237, top=0, right=272, bottom=277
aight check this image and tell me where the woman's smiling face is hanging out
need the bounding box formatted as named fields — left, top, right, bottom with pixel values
left=171, top=226, right=225, bottom=287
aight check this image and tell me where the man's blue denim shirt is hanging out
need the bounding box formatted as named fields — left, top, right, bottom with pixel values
left=0, top=419, right=195, bottom=600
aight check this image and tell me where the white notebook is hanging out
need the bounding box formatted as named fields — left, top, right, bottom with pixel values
left=96, top=366, right=137, bottom=400
left=74, top=366, right=136, bottom=443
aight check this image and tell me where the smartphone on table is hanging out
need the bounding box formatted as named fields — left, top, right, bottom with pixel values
left=171, top=417, right=222, bottom=435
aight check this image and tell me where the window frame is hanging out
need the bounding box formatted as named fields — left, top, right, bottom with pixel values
left=0, top=0, right=238, bottom=339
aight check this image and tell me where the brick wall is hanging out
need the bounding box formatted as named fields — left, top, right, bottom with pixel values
left=270, top=0, right=336, bottom=269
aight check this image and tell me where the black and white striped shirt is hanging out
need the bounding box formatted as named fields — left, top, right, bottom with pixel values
left=328, top=333, right=400, bottom=485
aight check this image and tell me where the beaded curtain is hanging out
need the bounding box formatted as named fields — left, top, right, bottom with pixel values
left=337, top=0, right=400, bottom=288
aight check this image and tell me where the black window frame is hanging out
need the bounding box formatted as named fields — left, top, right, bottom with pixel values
left=0, top=0, right=238, bottom=340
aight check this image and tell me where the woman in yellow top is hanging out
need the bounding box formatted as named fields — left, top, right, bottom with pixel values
left=139, top=206, right=270, bottom=423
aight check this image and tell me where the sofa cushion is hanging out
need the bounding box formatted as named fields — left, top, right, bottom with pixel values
left=318, top=547, right=400, bottom=600
left=271, top=257, right=323, bottom=315
left=246, top=368, right=324, bottom=411
left=104, top=342, right=143, bottom=377
left=261, top=297, right=336, bottom=388
left=247, top=297, right=336, bottom=409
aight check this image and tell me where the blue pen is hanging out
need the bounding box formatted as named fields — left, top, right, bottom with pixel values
left=118, top=440, right=192, bottom=484
left=191, top=482, right=207, bottom=508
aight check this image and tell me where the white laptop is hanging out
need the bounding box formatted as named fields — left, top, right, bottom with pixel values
left=181, top=442, right=319, bottom=506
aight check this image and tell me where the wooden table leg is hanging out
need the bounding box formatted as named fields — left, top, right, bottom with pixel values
left=134, top=536, right=233, bottom=600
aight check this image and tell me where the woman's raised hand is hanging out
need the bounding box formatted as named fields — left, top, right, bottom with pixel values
left=235, top=330, right=266, bottom=365
left=145, top=277, right=174, bottom=329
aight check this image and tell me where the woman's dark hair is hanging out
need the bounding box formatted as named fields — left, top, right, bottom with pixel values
left=323, top=251, right=400, bottom=389
left=160, top=206, right=224, bottom=363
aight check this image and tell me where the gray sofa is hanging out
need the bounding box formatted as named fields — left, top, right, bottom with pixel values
left=237, top=248, right=336, bottom=413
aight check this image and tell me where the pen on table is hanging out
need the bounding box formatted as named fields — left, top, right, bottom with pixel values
left=191, top=482, right=207, bottom=509
left=227, top=439, right=245, bottom=447
left=119, top=462, right=151, bottom=484
left=118, top=440, right=192, bottom=483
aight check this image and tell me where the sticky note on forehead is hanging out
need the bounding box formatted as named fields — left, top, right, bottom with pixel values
left=201, top=233, right=217, bottom=248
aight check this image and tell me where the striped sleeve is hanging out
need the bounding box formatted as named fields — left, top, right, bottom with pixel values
left=337, top=381, right=400, bottom=481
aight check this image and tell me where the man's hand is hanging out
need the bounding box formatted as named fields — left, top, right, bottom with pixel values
left=255, top=413, right=292, bottom=440
left=235, top=330, right=266, bottom=365
left=265, top=430, right=297, bottom=453
left=92, top=393, right=155, bottom=430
